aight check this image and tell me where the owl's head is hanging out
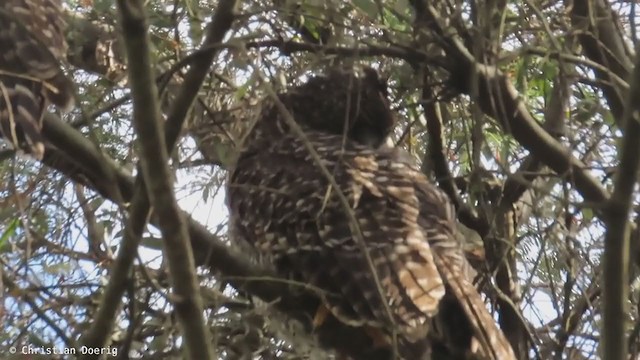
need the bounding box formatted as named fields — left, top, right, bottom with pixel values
left=282, top=68, right=395, bottom=148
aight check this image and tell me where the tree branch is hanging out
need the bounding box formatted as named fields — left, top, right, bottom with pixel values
left=570, top=0, right=633, bottom=126
left=601, top=45, right=640, bottom=360
left=115, top=1, right=214, bottom=359
left=78, top=0, right=239, bottom=355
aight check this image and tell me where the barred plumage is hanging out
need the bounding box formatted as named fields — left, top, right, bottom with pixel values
left=227, top=70, right=515, bottom=359
left=0, top=0, right=74, bottom=159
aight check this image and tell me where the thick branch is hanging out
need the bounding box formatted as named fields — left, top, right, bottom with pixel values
left=570, top=0, right=632, bottom=126
left=116, top=1, right=214, bottom=359
left=78, top=0, right=239, bottom=355
left=601, top=46, right=640, bottom=360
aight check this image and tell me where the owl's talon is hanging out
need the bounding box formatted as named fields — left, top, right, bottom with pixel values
left=364, top=326, right=390, bottom=348
left=312, top=304, right=331, bottom=328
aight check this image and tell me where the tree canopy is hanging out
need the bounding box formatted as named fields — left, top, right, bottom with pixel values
left=1, top=0, right=639, bottom=359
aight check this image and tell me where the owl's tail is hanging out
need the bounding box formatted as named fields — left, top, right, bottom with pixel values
left=0, top=71, right=73, bottom=159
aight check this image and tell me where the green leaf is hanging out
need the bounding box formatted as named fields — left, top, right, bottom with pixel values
left=353, top=0, right=379, bottom=18
left=0, top=218, right=19, bottom=252
left=582, top=207, right=594, bottom=223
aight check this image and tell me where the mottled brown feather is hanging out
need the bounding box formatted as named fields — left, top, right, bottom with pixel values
left=0, top=0, right=74, bottom=158
left=227, top=71, right=515, bottom=359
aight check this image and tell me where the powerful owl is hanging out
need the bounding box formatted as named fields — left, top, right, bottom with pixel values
left=227, top=69, right=515, bottom=359
left=0, top=0, right=74, bottom=159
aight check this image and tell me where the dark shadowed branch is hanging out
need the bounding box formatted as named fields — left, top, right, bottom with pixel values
left=570, top=0, right=632, bottom=126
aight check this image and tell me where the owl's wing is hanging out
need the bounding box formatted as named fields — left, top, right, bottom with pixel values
left=0, top=0, right=73, bottom=158
left=228, top=133, right=446, bottom=337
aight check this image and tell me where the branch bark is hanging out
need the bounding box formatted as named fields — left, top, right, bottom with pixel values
left=78, top=0, right=239, bottom=357
left=115, top=1, right=214, bottom=359
left=570, top=0, right=632, bottom=126
left=601, top=45, right=640, bottom=360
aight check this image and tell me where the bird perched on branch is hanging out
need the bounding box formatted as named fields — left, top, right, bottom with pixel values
left=227, top=69, right=515, bottom=359
left=0, top=0, right=74, bottom=159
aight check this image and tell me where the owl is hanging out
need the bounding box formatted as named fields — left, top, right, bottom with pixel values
left=227, top=69, right=515, bottom=359
left=0, top=0, right=74, bottom=159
